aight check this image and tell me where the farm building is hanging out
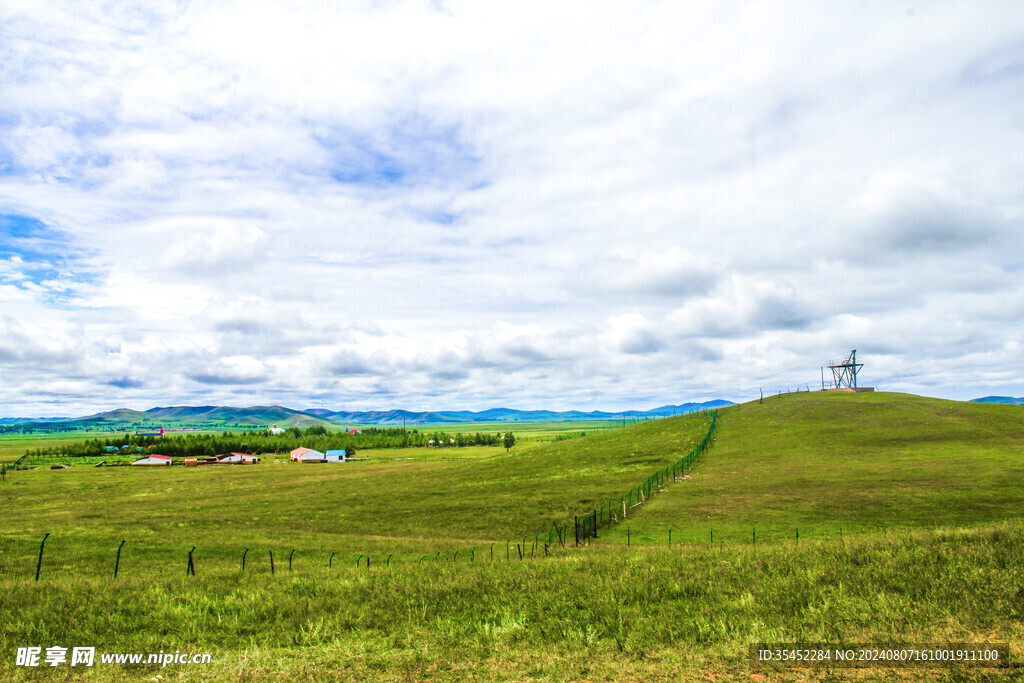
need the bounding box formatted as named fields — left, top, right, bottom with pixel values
left=131, top=454, right=172, bottom=466
left=268, top=425, right=286, bottom=435
left=216, top=452, right=260, bottom=464
left=290, top=447, right=325, bottom=463
left=326, top=449, right=346, bottom=463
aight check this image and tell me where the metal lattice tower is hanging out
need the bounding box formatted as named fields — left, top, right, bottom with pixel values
left=827, top=350, right=863, bottom=389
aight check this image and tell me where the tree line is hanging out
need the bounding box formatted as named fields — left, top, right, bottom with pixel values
left=23, top=426, right=514, bottom=459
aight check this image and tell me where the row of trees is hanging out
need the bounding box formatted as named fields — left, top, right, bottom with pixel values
left=24, top=426, right=516, bottom=460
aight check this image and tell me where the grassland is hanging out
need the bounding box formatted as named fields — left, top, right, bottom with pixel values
left=0, top=411, right=713, bottom=566
left=2, top=525, right=1022, bottom=681
left=1, top=392, right=1023, bottom=681
left=602, top=391, right=1024, bottom=546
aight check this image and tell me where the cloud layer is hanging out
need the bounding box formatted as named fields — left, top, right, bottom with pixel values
left=1, top=1, right=1023, bottom=415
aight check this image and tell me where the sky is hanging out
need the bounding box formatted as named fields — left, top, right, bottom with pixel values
left=1, top=1, right=1023, bottom=417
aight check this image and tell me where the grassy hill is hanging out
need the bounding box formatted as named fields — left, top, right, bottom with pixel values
left=602, top=391, right=1024, bottom=545
left=44, top=405, right=338, bottom=429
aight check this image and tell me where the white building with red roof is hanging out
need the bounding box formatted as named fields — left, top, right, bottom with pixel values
left=290, top=447, right=325, bottom=463
left=131, top=454, right=172, bottom=466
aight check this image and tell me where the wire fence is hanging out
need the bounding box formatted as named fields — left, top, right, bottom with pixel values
left=2, top=411, right=733, bottom=580
left=1, top=523, right=892, bottom=582
left=573, top=410, right=718, bottom=543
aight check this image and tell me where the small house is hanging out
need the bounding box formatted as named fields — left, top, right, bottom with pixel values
left=217, top=452, right=260, bottom=464
left=131, top=454, right=172, bottom=466
left=290, top=447, right=325, bottom=463
left=326, top=449, right=346, bottom=463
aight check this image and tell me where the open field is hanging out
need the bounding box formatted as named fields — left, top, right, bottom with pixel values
left=0, top=412, right=713, bottom=564
left=0, top=434, right=118, bottom=464
left=2, top=393, right=1023, bottom=680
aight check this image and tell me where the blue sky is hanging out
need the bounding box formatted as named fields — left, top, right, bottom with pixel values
left=1, top=1, right=1023, bottom=416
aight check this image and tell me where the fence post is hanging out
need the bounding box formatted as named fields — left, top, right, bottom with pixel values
left=753, top=528, right=756, bottom=546
left=574, top=516, right=579, bottom=546
left=490, top=543, right=494, bottom=560
left=453, top=550, right=459, bottom=563
left=241, top=547, right=248, bottom=573
left=386, top=554, right=392, bottom=567
left=187, top=546, right=196, bottom=576
left=517, top=544, right=523, bottom=560
left=592, top=510, right=598, bottom=538
left=356, top=553, right=363, bottom=567
left=329, top=551, right=335, bottom=568
left=289, top=549, right=295, bottom=571
left=506, top=539, right=510, bottom=560
left=627, top=526, right=630, bottom=547
left=669, top=525, right=672, bottom=546
left=710, top=527, right=714, bottom=546
left=270, top=550, right=275, bottom=574
left=35, top=532, right=50, bottom=582
left=114, top=539, right=126, bottom=579
left=796, top=528, right=799, bottom=545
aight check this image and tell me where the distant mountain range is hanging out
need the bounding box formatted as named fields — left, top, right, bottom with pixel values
left=969, top=396, right=1024, bottom=405
left=0, top=400, right=734, bottom=431
left=304, top=401, right=734, bottom=425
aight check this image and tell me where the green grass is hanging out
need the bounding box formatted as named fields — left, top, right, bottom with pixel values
left=3, top=392, right=1024, bottom=680
left=0, top=412, right=712, bottom=566
left=0, top=433, right=120, bottom=464
left=602, top=391, right=1024, bottom=546
left=1, top=523, right=1021, bottom=681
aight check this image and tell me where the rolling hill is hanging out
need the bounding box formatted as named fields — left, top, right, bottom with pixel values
left=972, top=395, right=1024, bottom=405
left=305, top=400, right=732, bottom=424
left=603, top=390, right=1024, bottom=545
left=1, top=399, right=733, bottom=431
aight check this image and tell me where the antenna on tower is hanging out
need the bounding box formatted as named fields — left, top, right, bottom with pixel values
left=827, top=350, right=863, bottom=389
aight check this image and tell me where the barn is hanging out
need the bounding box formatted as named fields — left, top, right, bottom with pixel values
left=131, top=454, right=172, bottom=466
left=326, top=449, right=346, bottom=463
left=290, top=447, right=325, bottom=463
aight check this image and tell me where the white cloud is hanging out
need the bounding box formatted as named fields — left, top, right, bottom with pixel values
left=1, top=1, right=1023, bottom=415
